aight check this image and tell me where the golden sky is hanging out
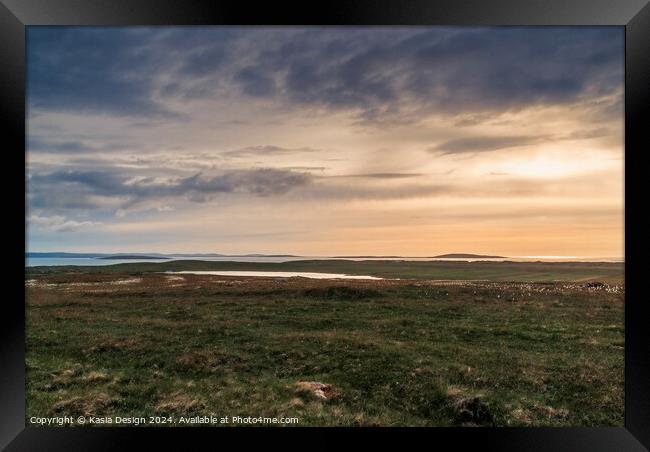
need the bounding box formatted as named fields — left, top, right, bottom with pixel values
left=26, top=27, right=624, bottom=257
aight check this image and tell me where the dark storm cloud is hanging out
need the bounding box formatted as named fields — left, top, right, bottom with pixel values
left=28, top=168, right=311, bottom=209
left=27, top=27, right=623, bottom=122
left=27, top=28, right=181, bottom=117
left=261, top=27, right=623, bottom=120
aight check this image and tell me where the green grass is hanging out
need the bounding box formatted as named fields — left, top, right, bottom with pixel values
left=25, top=267, right=624, bottom=427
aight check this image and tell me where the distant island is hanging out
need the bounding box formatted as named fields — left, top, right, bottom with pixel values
left=228, top=254, right=299, bottom=258
left=27, top=252, right=109, bottom=258
left=330, top=253, right=506, bottom=259
left=430, top=253, right=505, bottom=259
left=331, top=255, right=405, bottom=259
left=98, top=255, right=170, bottom=260
left=28, top=252, right=505, bottom=260
left=27, top=252, right=299, bottom=259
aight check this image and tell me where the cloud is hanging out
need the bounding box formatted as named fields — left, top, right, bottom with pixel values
left=299, top=180, right=458, bottom=201
left=561, top=127, right=612, bottom=141
left=328, top=173, right=424, bottom=179
left=28, top=214, right=102, bottom=232
left=27, top=138, right=87, bottom=153
left=285, top=166, right=328, bottom=172
left=27, top=136, right=134, bottom=154
left=431, top=135, right=543, bottom=155
left=177, top=169, right=311, bottom=198
left=266, top=27, right=622, bottom=122
left=222, top=145, right=320, bottom=158
left=430, top=126, right=618, bottom=155
left=27, top=27, right=623, bottom=124
left=234, top=66, right=276, bottom=97
left=28, top=167, right=312, bottom=210
left=25, top=27, right=624, bottom=258
left=176, top=44, right=228, bottom=78
left=27, top=28, right=182, bottom=118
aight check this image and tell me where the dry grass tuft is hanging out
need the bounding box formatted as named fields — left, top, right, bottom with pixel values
left=533, top=404, right=570, bottom=419
left=155, top=391, right=204, bottom=414
left=83, top=371, right=110, bottom=383
left=288, top=397, right=305, bottom=408
left=295, top=381, right=340, bottom=401
left=50, top=393, right=118, bottom=416
left=445, top=385, right=466, bottom=398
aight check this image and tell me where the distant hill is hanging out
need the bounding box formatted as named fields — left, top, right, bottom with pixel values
left=431, top=253, right=505, bottom=259
left=27, top=252, right=108, bottom=258
left=167, top=253, right=225, bottom=257
left=331, top=253, right=507, bottom=259
left=331, top=255, right=405, bottom=259
left=27, top=252, right=299, bottom=259
left=98, top=255, right=170, bottom=260
left=28, top=252, right=506, bottom=260
left=228, top=254, right=300, bottom=257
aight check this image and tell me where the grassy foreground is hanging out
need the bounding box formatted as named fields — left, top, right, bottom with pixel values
left=26, top=262, right=624, bottom=427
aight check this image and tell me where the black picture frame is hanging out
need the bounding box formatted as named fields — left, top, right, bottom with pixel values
left=2, top=0, right=649, bottom=450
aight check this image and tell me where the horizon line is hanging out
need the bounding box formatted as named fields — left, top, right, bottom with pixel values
left=26, top=251, right=625, bottom=259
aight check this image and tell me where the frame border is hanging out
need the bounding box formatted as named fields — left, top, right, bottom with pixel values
left=2, top=1, right=649, bottom=450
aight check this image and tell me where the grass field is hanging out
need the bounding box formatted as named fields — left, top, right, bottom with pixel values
left=25, top=261, right=624, bottom=427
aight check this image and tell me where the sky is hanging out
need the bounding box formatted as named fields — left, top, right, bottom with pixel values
left=26, top=26, right=624, bottom=257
